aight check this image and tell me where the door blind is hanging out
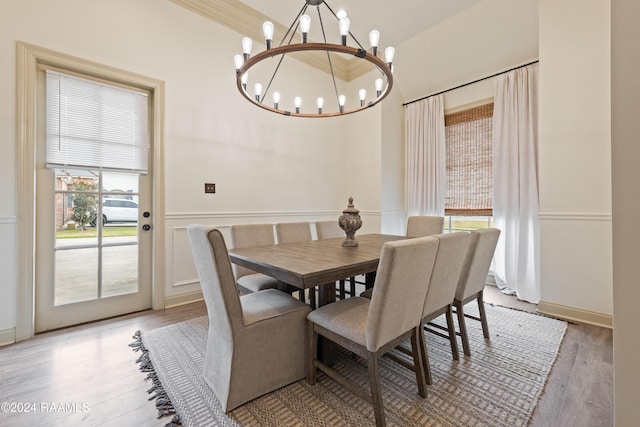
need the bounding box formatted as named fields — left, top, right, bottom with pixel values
left=45, top=69, right=149, bottom=173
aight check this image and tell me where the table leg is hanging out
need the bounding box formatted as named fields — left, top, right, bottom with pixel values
left=316, top=282, right=338, bottom=364
left=365, top=271, right=376, bottom=289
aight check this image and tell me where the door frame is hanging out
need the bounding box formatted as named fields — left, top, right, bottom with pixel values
left=16, top=41, right=166, bottom=341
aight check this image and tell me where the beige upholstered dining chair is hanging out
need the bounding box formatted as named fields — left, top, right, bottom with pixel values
left=359, top=215, right=444, bottom=300
left=416, top=232, right=470, bottom=383
left=276, top=221, right=312, bottom=244
left=363, top=232, right=470, bottom=386
left=276, top=221, right=315, bottom=306
left=187, top=225, right=312, bottom=412
left=315, top=220, right=355, bottom=299
left=454, top=228, right=501, bottom=356
left=229, top=223, right=279, bottom=294
left=307, top=236, right=439, bottom=427
left=406, top=215, right=445, bottom=237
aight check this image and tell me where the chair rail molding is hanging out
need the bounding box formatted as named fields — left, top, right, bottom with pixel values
left=165, top=210, right=382, bottom=221
left=538, top=212, right=612, bottom=222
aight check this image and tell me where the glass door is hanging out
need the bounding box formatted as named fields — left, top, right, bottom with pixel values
left=35, top=168, right=152, bottom=332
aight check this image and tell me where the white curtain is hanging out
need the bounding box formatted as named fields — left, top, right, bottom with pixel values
left=406, top=95, right=446, bottom=217
left=492, top=63, right=540, bottom=303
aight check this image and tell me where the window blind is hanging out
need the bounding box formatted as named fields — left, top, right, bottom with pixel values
left=45, top=70, right=149, bottom=173
left=444, top=103, right=493, bottom=216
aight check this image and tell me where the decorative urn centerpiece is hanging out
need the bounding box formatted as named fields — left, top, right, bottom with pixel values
left=338, top=197, right=363, bottom=247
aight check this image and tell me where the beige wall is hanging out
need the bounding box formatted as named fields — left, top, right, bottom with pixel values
left=538, top=0, right=612, bottom=318
left=394, top=0, right=539, bottom=103
left=0, top=0, right=617, bottom=339
left=0, top=0, right=366, bottom=333
left=612, top=0, right=640, bottom=423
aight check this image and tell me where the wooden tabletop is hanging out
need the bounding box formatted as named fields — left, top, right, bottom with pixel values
left=228, top=233, right=407, bottom=290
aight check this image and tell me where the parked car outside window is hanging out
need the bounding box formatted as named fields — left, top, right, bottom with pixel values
left=91, top=198, right=138, bottom=226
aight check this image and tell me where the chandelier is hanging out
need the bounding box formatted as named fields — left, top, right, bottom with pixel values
left=234, top=0, right=395, bottom=118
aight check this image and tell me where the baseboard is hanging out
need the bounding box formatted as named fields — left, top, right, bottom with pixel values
left=538, top=300, right=612, bottom=329
left=0, top=328, right=16, bottom=347
left=164, top=290, right=204, bottom=308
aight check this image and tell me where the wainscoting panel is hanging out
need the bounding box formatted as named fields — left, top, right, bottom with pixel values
left=0, top=328, right=16, bottom=347
left=539, top=212, right=613, bottom=319
left=0, top=218, right=17, bottom=340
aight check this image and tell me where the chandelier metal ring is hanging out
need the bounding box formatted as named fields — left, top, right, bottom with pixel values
left=236, top=43, right=394, bottom=118
left=234, top=0, right=396, bottom=118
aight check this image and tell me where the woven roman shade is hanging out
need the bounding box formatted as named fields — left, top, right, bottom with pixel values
left=444, top=103, right=493, bottom=216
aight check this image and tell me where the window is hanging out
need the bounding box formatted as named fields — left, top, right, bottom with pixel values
left=444, top=103, right=493, bottom=231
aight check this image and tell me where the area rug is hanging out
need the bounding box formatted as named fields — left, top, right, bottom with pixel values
left=132, top=304, right=566, bottom=426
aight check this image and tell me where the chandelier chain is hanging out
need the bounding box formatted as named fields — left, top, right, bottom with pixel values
left=317, top=5, right=341, bottom=109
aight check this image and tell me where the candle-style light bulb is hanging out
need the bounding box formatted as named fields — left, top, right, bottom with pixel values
left=234, top=54, right=243, bottom=71
left=254, top=83, right=262, bottom=102
left=317, top=97, right=324, bottom=114
left=272, top=91, right=280, bottom=109
left=384, top=46, right=395, bottom=66
left=294, top=96, right=302, bottom=114
left=375, top=78, right=383, bottom=97
left=339, top=95, right=346, bottom=113
left=300, top=15, right=311, bottom=43
left=241, top=72, right=248, bottom=90
left=242, top=37, right=252, bottom=61
left=339, top=17, right=350, bottom=45
left=359, top=89, right=367, bottom=106
left=263, top=21, right=274, bottom=50
left=369, top=30, right=380, bottom=56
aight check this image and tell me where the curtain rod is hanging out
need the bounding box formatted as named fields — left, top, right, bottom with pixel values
left=402, top=59, right=539, bottom=107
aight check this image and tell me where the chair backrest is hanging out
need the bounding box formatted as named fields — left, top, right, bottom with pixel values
left=406, top=216, right=445, bottom=237
left=315, top=220, right=343, bottom=239
left=367, top=236, right=439, bottom=352
left=276, top=222, right=312, bottom=244
left=422, top=232, right=471, bottom=318
left=230, top=223, right=276, bottom=279
left=455, top=228, right=501, bottom=301
left=187, top=225, right=243, bottom=337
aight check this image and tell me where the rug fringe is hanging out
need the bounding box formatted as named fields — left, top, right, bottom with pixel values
left=130, top=331, right=183, bottom=426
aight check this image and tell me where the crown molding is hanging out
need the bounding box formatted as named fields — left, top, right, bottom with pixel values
left=169, top=0, right=372, bottom=81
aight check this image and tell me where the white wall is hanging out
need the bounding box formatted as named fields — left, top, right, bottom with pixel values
left=538, top=0, right=612, bottom=318
left=612, top=0, right=640, bottom=423
left=0, top=0, right=363, bottom=333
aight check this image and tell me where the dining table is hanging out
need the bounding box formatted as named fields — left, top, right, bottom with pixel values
left=228, top=233, right=409, bottom=308
left=228, top=233, right=409, bottom=362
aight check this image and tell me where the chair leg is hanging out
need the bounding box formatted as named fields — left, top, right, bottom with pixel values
left=349, top=276, right=356, bottom=297
left=477, top=292, right=490, bottom=340
left=411, top=327, right=428, bottom=397
left=338, top=280, right=346, bottom=299
left=418, top=324, right=433, bottom=385
left=455, top=300, right=471, bottom=356
left=445, top=305, right=460, bottom=361
left=367, top=352, right=386, bottom=427
left=307, top=323, right=318, bottom=385
left=309, top=288, right=316, bottom=310
left=298, top=289, right=305, bottom=303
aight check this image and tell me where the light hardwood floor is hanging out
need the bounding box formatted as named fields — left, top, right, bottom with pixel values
left=0, top=285, right=613, bottom=426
